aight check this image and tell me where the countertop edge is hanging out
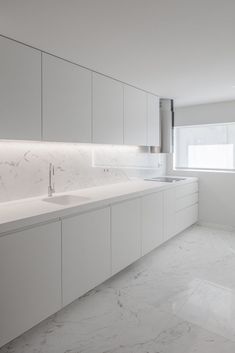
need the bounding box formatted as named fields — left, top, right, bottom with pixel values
left=0, top=177, right=198, bottom=236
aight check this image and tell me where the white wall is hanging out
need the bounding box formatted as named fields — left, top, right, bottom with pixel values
left=168, top=100, right=235, bottom=230
left=175, top=100, right=235, bottom=126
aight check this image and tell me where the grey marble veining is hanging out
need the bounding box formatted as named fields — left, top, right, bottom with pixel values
left=2, top=225, right=235, bottom=353
left=0, top=142, right=166, bottom=203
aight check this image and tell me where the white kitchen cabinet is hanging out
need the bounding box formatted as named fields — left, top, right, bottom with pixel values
left=92, top=73, right=124, bottom=144
left=164, top=182, right=198, bottom=240
left=0, top=221, right=61, bottom=348
left=164, top=188, right=177, bottom=240
left=62, top=207, right=111, bottom=306
left=142, top=191, right=164, bottom=256
left=124, top=85, right=147, bottom=145
left=111, top=198, right=141, bottom=275
left=42, top=53, right=92, bottom=142
left=0, top=36, right=41, bottom=140
left=147, top=94, right=160, bottom=146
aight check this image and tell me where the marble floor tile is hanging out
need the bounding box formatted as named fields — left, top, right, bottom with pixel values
left=2, top=224, right=235, bottom=353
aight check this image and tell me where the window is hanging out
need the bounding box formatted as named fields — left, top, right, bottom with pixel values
left=174, top=122, right=235, bottom=171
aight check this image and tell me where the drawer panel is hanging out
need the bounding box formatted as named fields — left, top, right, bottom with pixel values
left=176, top=192, right=198, bottom=211
left=176, top=182, right=198, bottom=199
left=175, top=203, right=198, bottom=234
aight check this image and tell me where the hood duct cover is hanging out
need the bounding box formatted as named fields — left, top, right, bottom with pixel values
left=160, top=98, right=174, bottom=153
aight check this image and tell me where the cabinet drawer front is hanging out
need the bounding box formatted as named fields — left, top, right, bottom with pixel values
left=176, top=193, right=198, bottom=211
left=176, top=182, right=198, bottom=199
left=176, top=204, right=198, bottom=234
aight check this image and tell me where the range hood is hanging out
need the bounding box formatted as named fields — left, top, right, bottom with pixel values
left=159, top=98, right=174, bottom=153
left=141, top=98, right=174, bottom=154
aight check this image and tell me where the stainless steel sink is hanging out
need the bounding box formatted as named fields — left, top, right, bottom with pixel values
left=43, top=195, right=90, bottom=206
left=144, top=177, right=186, bottom=183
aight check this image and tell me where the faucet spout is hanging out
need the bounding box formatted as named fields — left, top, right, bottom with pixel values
left=48, top=163, right=55, bottom=197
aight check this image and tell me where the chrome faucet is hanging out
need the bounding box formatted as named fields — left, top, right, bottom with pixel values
left=48, top=163, right=55, bottom=197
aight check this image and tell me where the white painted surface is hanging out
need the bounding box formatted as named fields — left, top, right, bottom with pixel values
left=1, top=1, right=235, bottom=106
left=175, top=100, right=235, bottom=126
left=147, top=94, right=160, bottom=146
left=0, top=178, right=197, bottom=235
left=0, top=36, right=41, bottom=140
left=0, top=179, right=198, bottom=347
left=62, top=207, right=111, bottom=306
left=164, top=187, right=177, bottom=240
left=0, top=221, right=61, bottom=347
left=164, top=182, right=198, bottom=240
left=124, top=85, right=147, bottom=145
left=92, top=73, right=123, bottom=144
left=42, top=53, right=92, bottom=142
left=111, top=198, right=141, bottom=274
left=175, top=203, right=198, bottom=235
left=142, top=191, right=164, bottom=256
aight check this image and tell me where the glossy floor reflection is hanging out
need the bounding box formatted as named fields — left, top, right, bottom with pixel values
left=2, top=225, right=235, bottom=353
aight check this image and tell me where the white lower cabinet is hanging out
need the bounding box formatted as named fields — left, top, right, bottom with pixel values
left=142, top=191, right=164, bottom=256
left=164, top=183, right=198, bottom=240
left=164, top=188, right=178, bottom=240
left=0, top=181, right=199, bottom=348
left=175, top=204, right=198, bottom=235
left=111, top=198, right=141, bottom=275
left=62, top=207, right=111, bottom=306
left=0, top=221, right=61, bottom=348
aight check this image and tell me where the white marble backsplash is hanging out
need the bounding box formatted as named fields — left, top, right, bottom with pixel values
left=0, top=141, right=166, bottom=203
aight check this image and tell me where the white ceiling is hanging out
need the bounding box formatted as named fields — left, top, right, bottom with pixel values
left=0, top=0, right=235, bottom=106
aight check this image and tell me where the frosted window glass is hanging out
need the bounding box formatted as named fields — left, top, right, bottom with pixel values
left=174, top=123, right=235, bottom=170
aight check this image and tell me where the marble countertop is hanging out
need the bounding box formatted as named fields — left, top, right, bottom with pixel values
left=0, top=177, right=198, bottom=235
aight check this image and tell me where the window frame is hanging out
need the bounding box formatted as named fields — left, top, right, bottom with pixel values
left=173, top=122, right=235, bottom=173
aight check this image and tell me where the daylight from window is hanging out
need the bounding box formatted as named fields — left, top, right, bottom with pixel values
left=174, top=123, right=235, bottom=170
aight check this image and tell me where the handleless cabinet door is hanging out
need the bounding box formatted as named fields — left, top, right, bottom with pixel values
left=142, top=191, right=164, bottom=256
left=164, top=182, right=199, bottom=241
left=111, top=198, right=141, bottom=275
left=147, top=94, right=160, bottom=146
left=124, top=85, right=147, bottom=146
left=0, top=221, right=61, bottom=348
left=164, top=188, right=177, bottom=240
left=92, top=73, right=124, bottom=144
left=42, top=53, right=92, bottom=142
left=62, top=207, right=111, bottom=306
left=0, top=36, right=41, bottom=140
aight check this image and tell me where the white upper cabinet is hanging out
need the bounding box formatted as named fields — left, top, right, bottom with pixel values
left=147, top=94, right=160, bottom=146
left=0, top=36, right=41, bottom=140
left=42, top=53, right=92, bottom=143
left=124, top=85, right=147, bottom=146
left=92, top=73, right=124, bottom=144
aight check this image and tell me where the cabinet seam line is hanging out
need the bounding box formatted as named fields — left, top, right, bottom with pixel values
left=60, top=219, right=63, bottom=308
left=41, top=52, right=43, bottom=140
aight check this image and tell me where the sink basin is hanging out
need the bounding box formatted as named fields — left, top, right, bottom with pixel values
left=43, top=195, right=90, bottom=206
